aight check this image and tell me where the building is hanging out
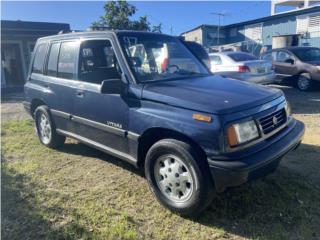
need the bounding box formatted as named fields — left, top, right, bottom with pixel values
left=271, top=0, right=320, bottom=15
left=181, top=6, right=320, bottom=56
left=1, top=20, right=70, bottom=92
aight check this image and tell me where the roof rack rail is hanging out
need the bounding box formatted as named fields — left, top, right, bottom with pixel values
left=86, top=26, right=113, bottom=31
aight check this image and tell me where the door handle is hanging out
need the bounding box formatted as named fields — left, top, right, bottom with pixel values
left=76, top=90, right=85, bottom=98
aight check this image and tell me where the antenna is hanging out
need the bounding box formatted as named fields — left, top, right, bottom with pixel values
left=210, top=12, right=229, bottom=45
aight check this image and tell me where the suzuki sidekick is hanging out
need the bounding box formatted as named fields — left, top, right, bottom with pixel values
left=24, top=31, right=305, bottom=216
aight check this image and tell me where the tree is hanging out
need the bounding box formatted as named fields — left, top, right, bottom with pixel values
left=91, top=0, right=161, bottom=32
left=152, top=23, right=162, bottom=33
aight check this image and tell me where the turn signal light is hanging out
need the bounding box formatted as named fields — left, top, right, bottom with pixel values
left=192, top=114, right=212, bottom=123
left=227, top=125, right=238, bottom=147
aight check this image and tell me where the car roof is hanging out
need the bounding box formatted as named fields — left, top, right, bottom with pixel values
left=37, top=30, right=172, bottom=43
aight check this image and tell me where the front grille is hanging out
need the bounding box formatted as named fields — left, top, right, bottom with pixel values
left=259, top=108, right=286, bottom=135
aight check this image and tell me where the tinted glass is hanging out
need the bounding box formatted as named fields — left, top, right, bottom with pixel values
left=291, top=48, right=320, bottom=61
left=227, top=52, right=258, bottom=62
left=32, top=43, right=47, bottom=74
left=118, top=33, right=210, bottom=82
left=58, top=41, right=78, bottom=79
left=47, top=43, right=60, bottom=77
left=79, top=40, right=121, bottom=84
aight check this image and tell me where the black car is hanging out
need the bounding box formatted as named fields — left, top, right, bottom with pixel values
left=262, top=47, right=320, bottom=91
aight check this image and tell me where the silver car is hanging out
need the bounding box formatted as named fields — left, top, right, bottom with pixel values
left=209, top=51, right=275, bottom=84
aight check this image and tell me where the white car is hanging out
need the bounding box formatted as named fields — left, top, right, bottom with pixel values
left=209, top=51, right=275, bottom=84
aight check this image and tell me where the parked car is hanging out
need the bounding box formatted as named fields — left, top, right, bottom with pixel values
left=182, top=40, right=211, bottom=69
left=209, top=51, right=276, bottom=85
left=24, top=31, right=304, bottom=216
left=261, top=47, right=320, bottom=91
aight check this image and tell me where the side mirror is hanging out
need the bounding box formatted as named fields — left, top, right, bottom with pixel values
left=100, top=78, right=122, bottom=94
left=285, top=58, right=294, bottom=65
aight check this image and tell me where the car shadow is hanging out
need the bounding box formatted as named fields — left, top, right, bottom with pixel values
left=57, top=140, right=320, bottom=239
left=58, top=141, right=144, bottom=178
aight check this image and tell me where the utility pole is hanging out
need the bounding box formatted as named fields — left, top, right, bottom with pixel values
left=170, top=25, right=173, bottom=35
left=210, top=12, right=227, bottom=46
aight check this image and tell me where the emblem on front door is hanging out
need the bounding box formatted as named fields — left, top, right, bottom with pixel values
left=106, top=121, right=123, bottom=129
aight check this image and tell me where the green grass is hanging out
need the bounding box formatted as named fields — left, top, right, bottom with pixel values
left=2, top=119, right=320, bottom=239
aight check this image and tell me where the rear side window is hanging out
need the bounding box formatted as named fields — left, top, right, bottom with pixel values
left=47, top=42, right=60, bottom=77
left=228, top=52, right=258, bottom=62
left=210, top=55, right=222, bottom=65
left=32, top=43, right=47, bottom=74
left=58, top=41, right=78, bottom=79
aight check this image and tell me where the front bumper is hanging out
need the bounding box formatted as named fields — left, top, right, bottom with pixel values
left=208, top=119, right=305, bottom=192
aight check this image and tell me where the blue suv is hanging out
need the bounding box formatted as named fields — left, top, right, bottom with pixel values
left=24, top=31, right=305, bottom=216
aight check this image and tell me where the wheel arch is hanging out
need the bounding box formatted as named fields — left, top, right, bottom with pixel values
left=30, top=98, right=47, bottom=117
left=137, top=127, right=207, bottom=169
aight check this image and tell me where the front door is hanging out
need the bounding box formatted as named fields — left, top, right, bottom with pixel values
left=72, top=39, right=131, bottom=156
left=274, top=50, right=298, bottom=77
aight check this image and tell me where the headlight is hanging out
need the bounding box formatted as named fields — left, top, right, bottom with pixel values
left=227, top=120, right=259, bottom=147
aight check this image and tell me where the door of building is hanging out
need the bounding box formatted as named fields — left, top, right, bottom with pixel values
left=1, top=43, right=25, bottom=87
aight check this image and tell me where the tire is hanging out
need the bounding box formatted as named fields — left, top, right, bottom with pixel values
left=34, top=105, right=65, bottom=148
left=145, top=139, right=214, bottom=216
left=296, top=73, right=314, bottom=91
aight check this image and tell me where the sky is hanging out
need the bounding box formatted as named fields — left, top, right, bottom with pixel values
left=2, top=1, right=288, bottom=35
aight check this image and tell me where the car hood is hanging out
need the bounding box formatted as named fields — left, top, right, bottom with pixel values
left=141, top=75, right=283, bottom=114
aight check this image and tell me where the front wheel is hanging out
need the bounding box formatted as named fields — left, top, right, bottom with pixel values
left=145, top=139, right=214, bottom=216
left=297, top=73, right=314, bottom=91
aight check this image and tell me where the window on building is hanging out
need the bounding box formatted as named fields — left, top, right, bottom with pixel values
left=32, top=43, right=47, bottom=74
left=309, top=14, right=320, bottom=36
left=79, top=40, right=121, bottom=84
left=57, top=41, right=78, bottom=79
left=46, top=42, right=60, bottom=77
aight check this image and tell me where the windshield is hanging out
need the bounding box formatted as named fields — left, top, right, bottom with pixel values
left=291, top=48, right=320, bottom=61
left=227, top=52, right=258, bottom=62
left=117, top=33, right=210, bottom=82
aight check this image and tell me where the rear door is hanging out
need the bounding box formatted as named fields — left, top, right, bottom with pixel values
left=44, top=40, right=80, bottom=132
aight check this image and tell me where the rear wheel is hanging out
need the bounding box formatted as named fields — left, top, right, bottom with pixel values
left=145, top=139, right=214, bottom=216
left=34, top=106, right=65, bottom=148
left=296, top=73, right=314, bottom=91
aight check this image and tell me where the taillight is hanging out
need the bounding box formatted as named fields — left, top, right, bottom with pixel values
left=238, top=65, right=250, bottom=73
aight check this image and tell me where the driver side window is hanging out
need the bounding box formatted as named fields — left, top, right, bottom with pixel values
left=276, top=51, right=293, bottom=63
left=79, top=40, right=121, bottom=85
